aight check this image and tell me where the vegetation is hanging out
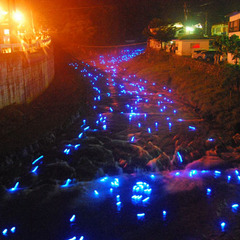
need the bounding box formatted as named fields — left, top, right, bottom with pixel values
left=121, top=50, right=240, bottom=134
left=212, top=34, right=240, bottom=65
left=143, top=18, right=177, bottom=49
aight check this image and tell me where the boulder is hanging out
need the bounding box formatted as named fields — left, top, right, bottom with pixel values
left=39, top=161, right=76, bottom=180
left=185, top=156, right=228, bottom=170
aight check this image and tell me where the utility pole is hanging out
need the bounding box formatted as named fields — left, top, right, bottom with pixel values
left=184, top=1, right=188, bottom=23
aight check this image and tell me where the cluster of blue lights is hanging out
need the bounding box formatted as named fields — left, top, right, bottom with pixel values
left=2, top=227, right=16, bottom=237
left=4, top=47, right=240, bottom=239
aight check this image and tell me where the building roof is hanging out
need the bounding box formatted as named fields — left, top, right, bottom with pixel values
left=178, top=34, right=210, bottom=40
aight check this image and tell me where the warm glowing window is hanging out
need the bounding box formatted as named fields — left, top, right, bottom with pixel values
left=191, top=43, right=200, bottom=49
left=229, top=20, right=240, bottom=32
left=4, top=29, right=10, bottom=35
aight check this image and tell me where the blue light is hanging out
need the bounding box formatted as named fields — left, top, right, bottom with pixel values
left=79, top=237, right=84, bottom=240
left=9, top=182, right=19, bottom=192
left=142, top=197, right=150, bottom=203
left=137, top=213, right=145, bottom=219
left=220, top=222, right=226, bottom=232
left=70, top=215, right=76, bottom=223
left=110, top=188, right=113, bottom=193
left=116, top=195, right=120, bottom=201
left=100, top=176, right=108, bottom=182
left=163, top=210, right=167, bottom=220
left=148, top=128, right=151, bottom=133
left=2, top=229, right=7, bottom=236
left=130, top=136, right=135, bottom=142
left=232, top=204, right=239, bottom=211
left=207, top=188, right=211, bottom=196
left=189, top=126, right=196, bottom=131
left=109, top=107, right=113, bottom=112
left=61, top=179, right=71, bottom=188
left=177, top=152, right=183, bottom=163
left=10, top=227, right=16, bottom=233
left=31, top=166, right=39, bottom=174
left=214, top=171, right=221, bottom=177
left=175, top=172, right=180, bottom=176
left=68, top=237, right=76, bottom=240
left=207, top=138, right=214, bottom=142
left=116, top=201, right=121, bottom=206
left=94, top=190, right=99, bottom=196
left=150, top=174, right=155, bottom=179
left=103, top=125, right=107, bottom=130
left=78, top=133, right=83, bottom=139
left=228, top=175, right=231, bottom=182
left=178, top=119, right=183, bottom=122
left=138, top=123, right=141, bottom=128
left=235, top=170, right=239, bottom=175
left=32, top=155, right=44, bottom=165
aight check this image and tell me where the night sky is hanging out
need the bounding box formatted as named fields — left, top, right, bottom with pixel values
left=13, top=0, right=240, bottom=44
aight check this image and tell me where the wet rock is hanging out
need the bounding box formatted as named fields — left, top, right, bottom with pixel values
left=144, top=141, right=162, bottom=158
left=0, top=185, right=7, bottom=199
left=106, top=140, right=152, bottom=166
left=221, top=152, right=240, bottom=162
left=74, top=144, right=114, bottom=166
left=185, top=156, right=228, bottom=170
left=74, top=157, right=99, bottom=180
left=19, top=173, right=38, bottom=188
left=39, top=161, right=76, bottom=180
left=233, top=133, right=240, bottom=146
left=205, top=149, right=218, bottom=156
left=80, top=137, right=104, bottom=146
left=103, top=162, right=123, bottom=176
left=146, top=152, right=171, bottom=171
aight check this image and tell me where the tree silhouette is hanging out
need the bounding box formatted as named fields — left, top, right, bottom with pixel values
left=143, top=18, right=176, bottom=49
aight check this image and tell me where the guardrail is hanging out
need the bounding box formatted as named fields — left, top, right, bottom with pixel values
left=0, top=37, right=51, bottom=54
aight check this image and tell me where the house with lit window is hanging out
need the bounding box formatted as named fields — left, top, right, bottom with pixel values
left=211, top=23, right=228, bottom=36
left=228, top=12, right=240, bottom=64
left=173, top=35, right=210, bottom=56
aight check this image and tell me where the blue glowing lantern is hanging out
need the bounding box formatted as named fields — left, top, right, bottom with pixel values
left=220, top=222, right=226, bottom=232
left=11, top=227, right=16, bottom=233
left=61, top=179, right=72, bottom=188
left=9, top=182, right=19, bottom=192
left=2, top=229, right=7, bottom=236
left=232, top=204, right=239, bottom=212
left=207, top=188, right=212, bottom=196
left=137, top=213, right=145, bottom=220
left=70, top=214, right=76, bottom=223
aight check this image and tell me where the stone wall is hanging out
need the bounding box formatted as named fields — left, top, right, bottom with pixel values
left=0, top=46, right=54, bottom=109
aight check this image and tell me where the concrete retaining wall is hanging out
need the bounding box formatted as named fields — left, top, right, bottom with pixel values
left=0, top=46, right=54, bottom=109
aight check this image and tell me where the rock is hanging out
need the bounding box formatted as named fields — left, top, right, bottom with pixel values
left=233, top=133, right=240, bottom=146
left=74, top=157, right=98, bottom=180
left=185, top=156, right=228, bottom=170
left=73, top=144, right=114, bottom=166
left=144, top=141, right=162, bottom=158
left=39, top=161, right=76, bottom=180
left=146, top=152, right=171, bottom=171
left=106, top=140, right=152, bottom=166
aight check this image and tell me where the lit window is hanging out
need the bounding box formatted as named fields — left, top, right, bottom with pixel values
left=4, top=29, right=10, bottom=35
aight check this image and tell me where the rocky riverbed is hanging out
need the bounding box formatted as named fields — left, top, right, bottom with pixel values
left=1, top=47, right=240, bottom=240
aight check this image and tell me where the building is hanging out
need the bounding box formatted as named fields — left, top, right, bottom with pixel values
left=173, top=36, right=210, bottom=56
left=228, top=12, right=240, bottom=64
left=211, top=23, right=228, bottom=36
